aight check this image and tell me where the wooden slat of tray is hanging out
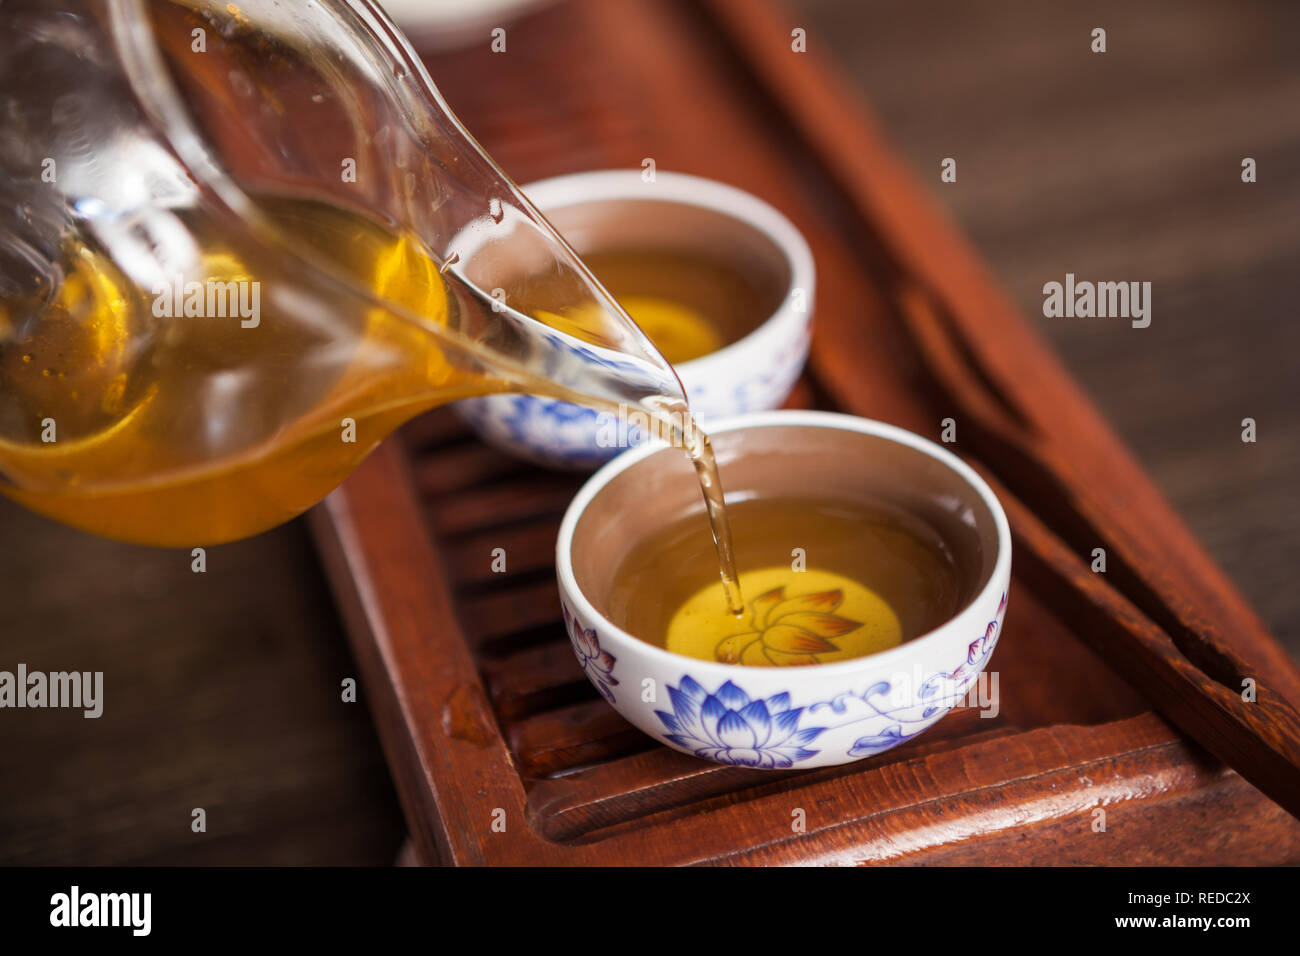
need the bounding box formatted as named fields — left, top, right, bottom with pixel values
left=308, top=0, right=1300, bottom=864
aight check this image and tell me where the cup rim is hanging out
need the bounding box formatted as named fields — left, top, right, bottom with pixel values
left=519, top=169, right=816, bottom=374
left=555, top=409, right=1012, bottom=679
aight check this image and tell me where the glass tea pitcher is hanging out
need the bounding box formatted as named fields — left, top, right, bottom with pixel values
left=0, top=0, right=685, bottom=545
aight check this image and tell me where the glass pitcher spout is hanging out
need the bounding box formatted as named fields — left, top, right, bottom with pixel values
left=0, top=0, right=686, bottom=545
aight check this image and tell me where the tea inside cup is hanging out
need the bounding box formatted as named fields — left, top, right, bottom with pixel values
left=516, top=193, right=794, bottom=364
left=570, top=416, right=998, bottom=652
left=556, top=411, right=1011, bottom=769
left=455, top=171, right=814, bottom=469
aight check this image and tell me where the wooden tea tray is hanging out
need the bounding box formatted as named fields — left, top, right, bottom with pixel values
left=308, top=0, right=1300, bottom=864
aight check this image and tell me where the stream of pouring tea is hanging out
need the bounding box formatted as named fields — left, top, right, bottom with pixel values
left=543, top=389, right=745, bottom=618
left=667, top=402, right=744, bottom=617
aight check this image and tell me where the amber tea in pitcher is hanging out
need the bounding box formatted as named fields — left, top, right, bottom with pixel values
left=1, top=0, right=738, bottom=589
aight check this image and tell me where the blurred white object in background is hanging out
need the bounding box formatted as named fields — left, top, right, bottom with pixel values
left=378, top=0, right=556, bottom=50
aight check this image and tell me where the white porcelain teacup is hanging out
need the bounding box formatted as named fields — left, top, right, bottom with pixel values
left=457, top=170, right=815, bottom=469
left=555, top=411, right=1011, bottom=769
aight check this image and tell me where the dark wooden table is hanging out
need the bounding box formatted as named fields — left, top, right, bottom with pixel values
left=1, top=0, right=1295, bottom=864
left=790, top=0, right=1300, bottom=656
left=0, top=501, right=405, bottom=864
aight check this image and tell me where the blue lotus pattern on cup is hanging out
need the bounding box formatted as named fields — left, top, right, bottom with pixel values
left=661, top=593, right=1006, bottom=765
left=563, top=603, right=619, bottom=704
left=458, top=395, right=615, bottom=469
left=823, top=591, right=1008, bottom=758
left=655, top=677, right=826, bottom=768
left=455, top=325, right=811, bottom=469
left=566, top=592, right=1007, bottom=766
left=724, top=327, right=809, bottom=416
left=499, top=396, right=613, bottom=466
